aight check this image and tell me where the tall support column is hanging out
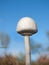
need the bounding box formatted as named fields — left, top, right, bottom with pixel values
left=24, top=36, right=31, bottom=65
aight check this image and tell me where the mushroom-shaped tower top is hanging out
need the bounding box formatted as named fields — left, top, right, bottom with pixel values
left=16, top=17, right=38, bottom=36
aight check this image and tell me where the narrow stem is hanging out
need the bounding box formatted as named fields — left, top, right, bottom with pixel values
left=24, top=36, right=31, bottom=65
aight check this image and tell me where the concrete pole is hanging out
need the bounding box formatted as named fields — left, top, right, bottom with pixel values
left=24, top=36, right=31, bottom=65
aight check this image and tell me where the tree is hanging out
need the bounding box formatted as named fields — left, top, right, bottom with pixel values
left=0, top=32, right=10, bottom=55
left=0, top=55, right=19, bottom=65
left=46, top=31, right=49, bottom=39
left=17, top=53, right=25, bottom=62
left=37, top=55, right=49, bottom=65
left=30, top=38, right=41, bottom=54
left=0, top=32, right=10, bottom=48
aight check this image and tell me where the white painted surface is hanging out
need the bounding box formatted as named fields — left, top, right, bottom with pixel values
left=16, top=17, right=37, bottom=34
left=24, top=36, right=31, bottom=65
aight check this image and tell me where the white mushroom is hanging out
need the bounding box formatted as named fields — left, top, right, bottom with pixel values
left=16, top=17, right=37, bottom=36
left=16, top=17, right=38, bottom=65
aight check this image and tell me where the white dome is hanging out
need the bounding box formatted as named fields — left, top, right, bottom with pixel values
left=16, top=17, right=38, bottom=36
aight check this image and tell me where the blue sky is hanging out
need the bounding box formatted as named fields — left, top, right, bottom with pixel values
left=0, top=0, right=49, bottom=61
